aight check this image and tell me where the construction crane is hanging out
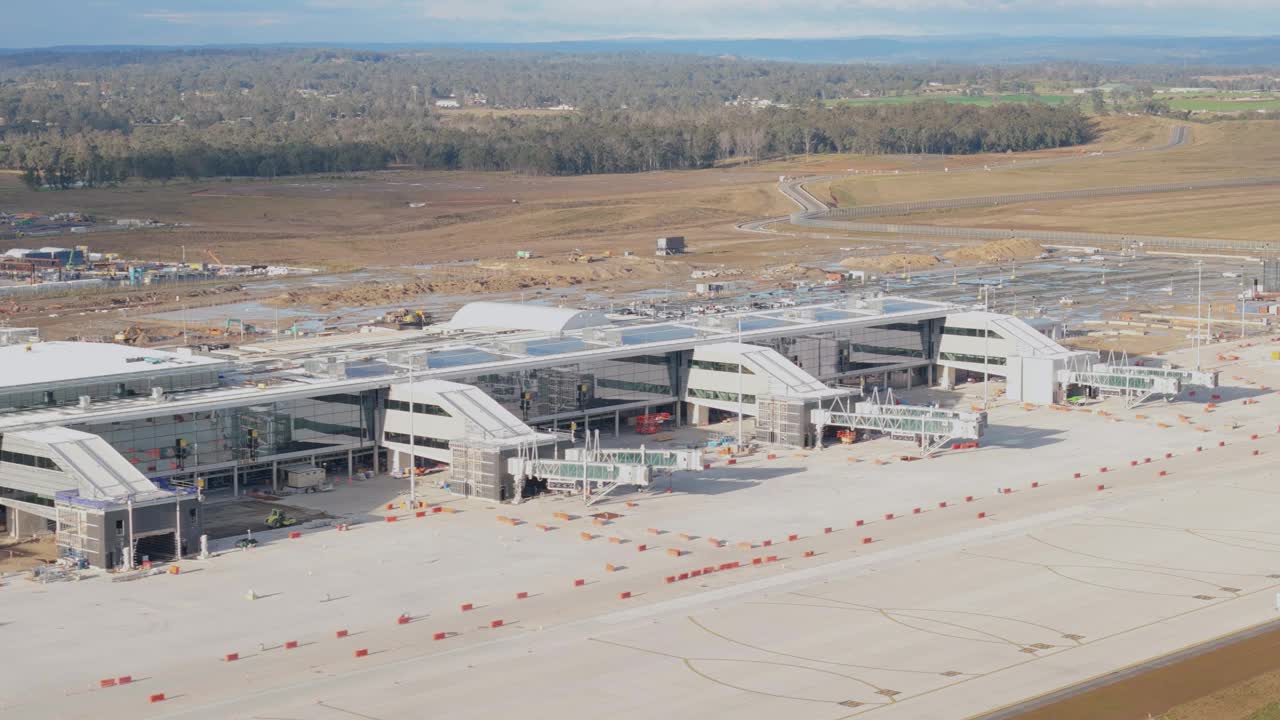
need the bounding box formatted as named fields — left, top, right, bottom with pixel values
left=204, top=248, right=224, bottom=267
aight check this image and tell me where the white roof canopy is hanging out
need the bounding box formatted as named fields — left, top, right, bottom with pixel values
left=447, top=302, right=611, bottom=334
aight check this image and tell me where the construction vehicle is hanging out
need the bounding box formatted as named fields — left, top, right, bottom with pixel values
left=568, top=249, right=600, bottom=264
left=378, top=308, right=433, bottom=329
left=264, top=509, right=299, bottom=529
left=634, top=412, right=672, bottom=435
left=114, top=325, right=149, bottom=345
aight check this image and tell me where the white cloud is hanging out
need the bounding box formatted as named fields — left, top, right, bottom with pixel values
left=140, top=10, right=287, bottom=27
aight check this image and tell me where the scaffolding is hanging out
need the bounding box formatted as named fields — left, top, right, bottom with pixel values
left=449, top=441, right=501, bottom=499
left=755, top=396, right=807, bottom=447
left=54, top=501, right=103, bottom=565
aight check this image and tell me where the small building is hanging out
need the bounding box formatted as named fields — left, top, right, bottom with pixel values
left=434, top=98, right=460, bottom=109
left=656, top=236, right=686, bottom=256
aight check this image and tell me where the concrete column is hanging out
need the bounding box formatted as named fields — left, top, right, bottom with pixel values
left=346, top=448, right=353, bottom=481
left=232, top=462, right=239, bottom=497
left=614, top=411, right=620, bottom=438
left=691, top=403, right=710, bottom=426
left=271, top=460, right=279, bottom=493
left=907, top=370, right=913, bottom=390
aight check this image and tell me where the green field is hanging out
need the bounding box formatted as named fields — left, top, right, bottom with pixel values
left=828, top=93, right=1075, bottom=107
left=1166, top=95, right=1280, bottom=112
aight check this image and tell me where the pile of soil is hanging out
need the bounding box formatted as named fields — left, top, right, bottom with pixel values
left=943, top=238, right=1043, bottom=265
left=839, top=253, right=940, bottom=274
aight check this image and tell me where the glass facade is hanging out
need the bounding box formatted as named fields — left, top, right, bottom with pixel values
left=78, top=391, right=378, bottom=475
left=754, top=320, right=934, bottom=376
left=942, top=326, right=1003, bottom=339
left=459, top=354, right=680, bottom=421
left=939, top=352, right=1006, bottom=366
left=689, top=388, right=756, bottom=404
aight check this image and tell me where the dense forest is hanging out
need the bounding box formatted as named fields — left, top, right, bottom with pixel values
left=0, top=48, right=1139, bottom=185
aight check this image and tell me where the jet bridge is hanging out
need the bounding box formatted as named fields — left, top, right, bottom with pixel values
left=508, top=432, right=666, bottom=506
left=563, top=446, right=704, bottom=471
left=810, top=390, right=985, bottom=456
left=1057, top=366, right=1182, bottom=408
left=1094, top=364, right=1218, bottom=389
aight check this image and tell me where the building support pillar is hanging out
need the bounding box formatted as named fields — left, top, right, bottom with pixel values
left=271, top=460, right=279, bottom=493
left=232, top=462, right=239, bottom=497
left=346, top=448, right=354, bottom=482
left=615, top=411, right=620, bottom=438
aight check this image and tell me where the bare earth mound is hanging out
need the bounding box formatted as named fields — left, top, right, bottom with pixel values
left=839, top=253, right=940, bottom=274
left=943, top=237, right=1043, bottom=265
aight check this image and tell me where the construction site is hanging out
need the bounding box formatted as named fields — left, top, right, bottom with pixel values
left=1, top=269, right=1277, bottom=718
left=2, top=117, right=1280, bottom=719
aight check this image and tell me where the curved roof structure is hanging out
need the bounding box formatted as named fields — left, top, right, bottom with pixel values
left=448, top=302, right=611, bottom=334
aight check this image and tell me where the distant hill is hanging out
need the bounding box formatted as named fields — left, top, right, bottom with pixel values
left=452, top=36, right=1280, bottom=66
left=2, top=36, right=1279, bottom=66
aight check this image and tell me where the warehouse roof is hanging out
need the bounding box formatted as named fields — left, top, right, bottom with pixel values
left=448, top=302, right=611, bottom=334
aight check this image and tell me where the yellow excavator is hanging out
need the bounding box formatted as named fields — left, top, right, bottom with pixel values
left=380, top=308, right=432, bottom=329
left=114, top=325, right=149, bottom=345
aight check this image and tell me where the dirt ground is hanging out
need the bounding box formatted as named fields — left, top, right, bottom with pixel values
left=0, top=114, right=1251, bottom=344
left=1013, top=623, right=1280, bottom=720
left=872, top=186, right=1280, bottom=241
left=0, top=115, right=1174, bottom=275
left=0, top=536, right=58, bottom=574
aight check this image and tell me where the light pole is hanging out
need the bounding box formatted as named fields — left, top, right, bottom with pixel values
left=1195, top=261, right=1203, bottom=370
left=408, top=361, right=416, bottom=509
left=736, top=316, right=744, bottom=450
left=983, top=315, right=990, bottom=410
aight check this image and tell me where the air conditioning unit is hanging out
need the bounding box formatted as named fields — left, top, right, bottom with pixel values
left=150, top=387, right=166, bottom=402
left=78, top=395, right=92, bottom=409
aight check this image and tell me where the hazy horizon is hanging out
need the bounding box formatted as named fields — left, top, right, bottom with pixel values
left=5, top=1, right=1276, bottom=49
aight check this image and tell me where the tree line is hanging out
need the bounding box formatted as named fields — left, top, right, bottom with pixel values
left=6, top=101, right=1096, bottom=187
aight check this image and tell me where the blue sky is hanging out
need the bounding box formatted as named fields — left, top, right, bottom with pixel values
left=6, top=0, right=1274, bottom=47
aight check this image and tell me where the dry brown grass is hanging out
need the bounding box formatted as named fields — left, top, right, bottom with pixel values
left=824, top=119, right=1280, bottom=209
left=0, top=166, right=791, bottom=267
left=871, top=186, right=1280, bottom=241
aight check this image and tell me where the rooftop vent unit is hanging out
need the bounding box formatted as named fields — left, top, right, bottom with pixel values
left=303, top=356, right=347, bottom=378
left=150, top=387, right=166, bottom=403
left=783, top=307, right=819, bottom=322
left=78, top=395, right=92, bottom=409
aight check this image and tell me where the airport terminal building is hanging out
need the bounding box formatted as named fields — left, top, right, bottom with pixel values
left=0, top=294, right=1084, bottom=568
